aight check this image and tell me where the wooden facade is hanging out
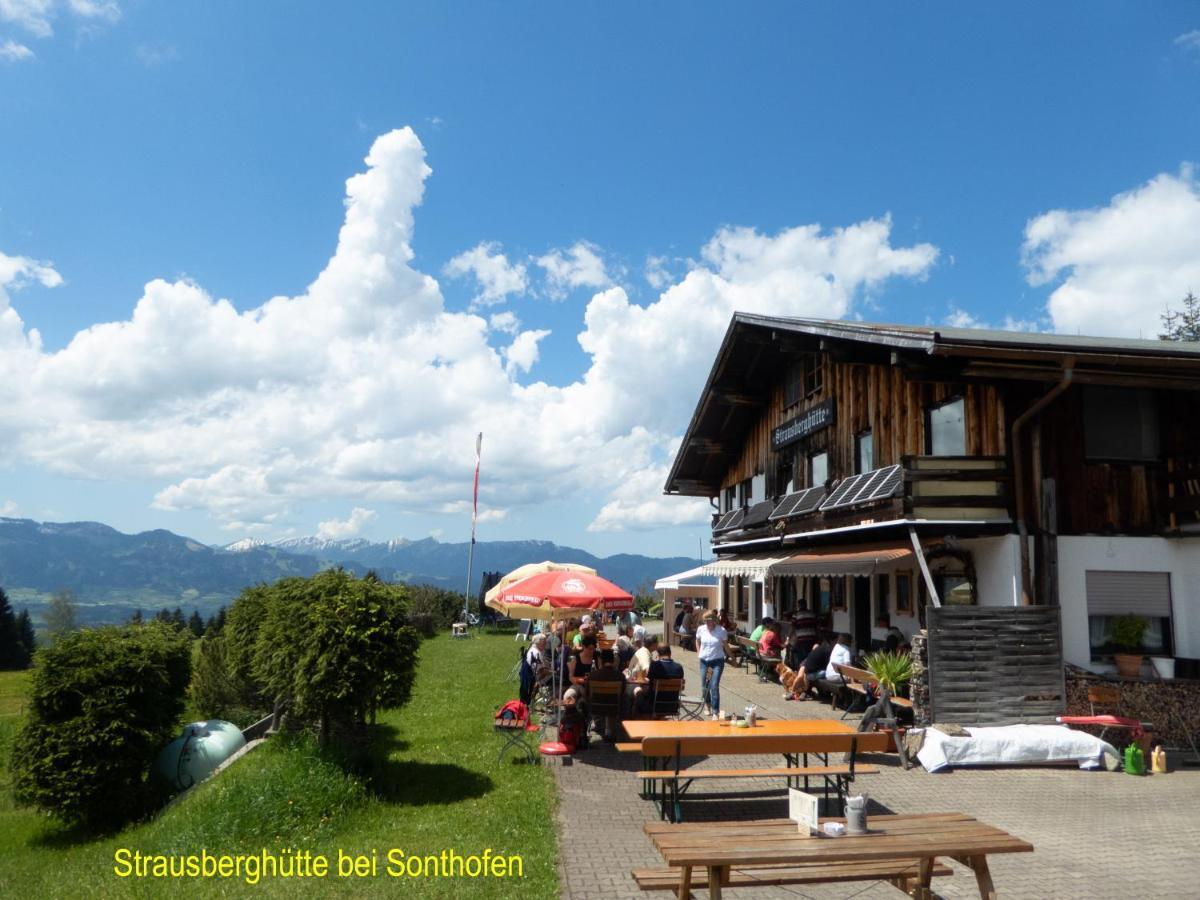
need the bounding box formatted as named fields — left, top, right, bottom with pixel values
left=723, top=358, right=1008, bottom=492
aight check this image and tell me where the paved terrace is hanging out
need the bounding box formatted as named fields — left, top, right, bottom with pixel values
left=550, top=637, right=1200, bottom=899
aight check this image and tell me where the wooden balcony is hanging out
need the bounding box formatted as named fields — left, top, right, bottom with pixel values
left=1166, top=456, right=1200, bottom=532
left=712, top=456, right=1011, bottom=543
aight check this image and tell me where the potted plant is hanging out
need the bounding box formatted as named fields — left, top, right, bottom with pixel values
left=1109, top=614, right=1148, bottom=678
left=862, top=651, right=914, bottom=750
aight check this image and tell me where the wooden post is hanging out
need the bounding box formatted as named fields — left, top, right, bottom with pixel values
left=909, top=527, right=940, bottom=607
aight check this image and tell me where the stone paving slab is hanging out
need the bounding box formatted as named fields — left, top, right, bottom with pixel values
left=550, top=640, right=1200, bottom=899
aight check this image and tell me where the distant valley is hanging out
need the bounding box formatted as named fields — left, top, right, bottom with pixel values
left=0, top=517, right=701, bottom=627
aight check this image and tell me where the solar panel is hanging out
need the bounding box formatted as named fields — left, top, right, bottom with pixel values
left=742, top=500, right=775, bottom=529
left=794, top=484, right=827, bottom=514
left=770, top=485, right=828, bottom=521
left=713, top=507, right=746, bottom=533
left=820, top=464, right=903, bottom=512
left=712, top=509, right=739, bottom=532
left=819, top=474, right=862, bottom=510
left=769, top=491, right=805, bottom=521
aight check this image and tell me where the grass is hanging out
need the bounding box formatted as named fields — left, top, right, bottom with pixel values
left=0, top=633, right=559, bottom=898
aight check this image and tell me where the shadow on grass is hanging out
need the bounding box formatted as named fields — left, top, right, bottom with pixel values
left=367, top=759, right=494, bottom=806
left=340, top=723, right=494, bottom=807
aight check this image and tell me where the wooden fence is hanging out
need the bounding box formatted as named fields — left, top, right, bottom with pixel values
left=926, top=605, right=1065, bottom=726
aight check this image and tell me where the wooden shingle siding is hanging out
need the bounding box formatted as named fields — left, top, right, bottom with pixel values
left=723, top=358, right=1007, bottom=489
left=927, top=605, right=1066, bottom=726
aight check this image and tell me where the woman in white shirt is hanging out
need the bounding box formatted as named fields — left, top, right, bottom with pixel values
left=695, top=610, right=729, bottom=717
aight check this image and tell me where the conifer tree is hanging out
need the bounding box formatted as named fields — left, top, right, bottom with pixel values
left=0, top=588, right=28, bottom=669
left=188, top=610, right=205, bottom=638
left=16, top=608, right=36, bottom=663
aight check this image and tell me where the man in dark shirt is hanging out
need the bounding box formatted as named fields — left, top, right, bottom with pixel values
left=587, top=648, right=626, bottom=740
left=783, top=633, right=833, bottom=701
left=638, top=645, right=685, bottom=714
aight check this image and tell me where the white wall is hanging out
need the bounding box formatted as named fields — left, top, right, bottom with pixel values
left=1056, top=536, right=1200, bottom=670
left=957, top=535, right=1022, bottom=607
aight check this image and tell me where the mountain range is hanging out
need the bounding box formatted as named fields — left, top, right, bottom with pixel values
left=0, top=517, right=701, bottom=627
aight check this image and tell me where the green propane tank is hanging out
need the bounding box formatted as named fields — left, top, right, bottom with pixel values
left=1123, top=743, right=1145, bottom=776
left=153, top=720, right=246, bottom=792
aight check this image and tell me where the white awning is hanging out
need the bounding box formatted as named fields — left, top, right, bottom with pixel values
left=702, top=545, right=913, bottom=579
left=654, top=565, right=710, bottom=590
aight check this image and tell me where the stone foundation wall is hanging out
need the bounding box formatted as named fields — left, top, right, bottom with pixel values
left=910, top=630, right=931, bottom=726
left=1065, top=667, right=1200, bottom=750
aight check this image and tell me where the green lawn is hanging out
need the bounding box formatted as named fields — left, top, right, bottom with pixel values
left=0, top=634, right=558, bottom=898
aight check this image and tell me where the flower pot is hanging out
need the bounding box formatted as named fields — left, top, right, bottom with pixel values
left=1113, top=653, right=1144, bottom=678
left=1150, top=657, right=1175, bottom=680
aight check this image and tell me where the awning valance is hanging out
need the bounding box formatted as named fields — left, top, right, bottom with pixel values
left=702, top=545, right=913, bottom=579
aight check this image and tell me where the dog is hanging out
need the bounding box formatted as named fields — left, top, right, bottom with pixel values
left=775, top=660, right=801, bottom=694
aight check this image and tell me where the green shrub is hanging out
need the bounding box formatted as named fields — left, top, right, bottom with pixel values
left=405, top=584, right=463, bottom=636
left=9, top=622, right=192, bottom=829
left=1109, top=614, right=1148, bottom=652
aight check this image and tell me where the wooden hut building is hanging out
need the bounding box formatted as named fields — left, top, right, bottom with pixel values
left=664, top=314, right=1200, bottom=675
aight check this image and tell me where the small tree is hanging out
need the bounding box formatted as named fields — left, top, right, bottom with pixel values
left=10, top=622, right=192, bottom=829
left=0, top=587, right=30, bottom=670
left=1160, top=291, right=1200, bottom=342
left=44, top=590, right=77, bottom=643
left=16, top=608, right=36, bottom=664
left=187, top=610, right=205, bottom=638
left=129, top=609, right=143, bottom=625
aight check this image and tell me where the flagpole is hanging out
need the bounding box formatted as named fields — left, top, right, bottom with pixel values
left=464, top=432, right=482, bottom=621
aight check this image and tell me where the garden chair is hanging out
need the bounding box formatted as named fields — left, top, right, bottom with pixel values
left=650, top=678, right=683, bottom=719
left=494, top=700, right=540, bottom=764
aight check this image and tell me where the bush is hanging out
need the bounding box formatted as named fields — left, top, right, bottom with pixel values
left=10, top=622, right=192, bottom=829
left=405, top=584, right=464, bottom=636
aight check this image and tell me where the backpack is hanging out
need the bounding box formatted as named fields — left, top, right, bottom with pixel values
left=495, top=700, right=529, bottom=726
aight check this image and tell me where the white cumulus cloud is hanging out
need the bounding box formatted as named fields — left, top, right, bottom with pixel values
left=0, top=0, right=119, bottom=38
left=0, top=127, right=940, bottom=537
left=1176, top=30, right=1200, bottom=52
left=0, top=38, right=33, bottom=60
left=316, top=506, right=377, bottom=540
left=1022, top=168, right=1200, bottom=338
left=443, top=241, right=527, bottom=308
left=535, top=240, right=612, bottom=299
left=0, top=499, right=19, bottom=516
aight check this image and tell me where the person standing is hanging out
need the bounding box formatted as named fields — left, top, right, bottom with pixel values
left=696, top=610, right=729, bottom=717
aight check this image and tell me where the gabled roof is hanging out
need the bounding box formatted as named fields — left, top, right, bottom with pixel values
left=665, top=314, right=1200, bottom=497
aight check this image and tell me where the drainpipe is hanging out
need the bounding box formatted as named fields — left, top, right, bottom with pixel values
left=1012, top=366, right=1073, bottom=605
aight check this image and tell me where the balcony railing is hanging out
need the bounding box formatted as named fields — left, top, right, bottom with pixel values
left=711, top=456, right=1011, bottom=543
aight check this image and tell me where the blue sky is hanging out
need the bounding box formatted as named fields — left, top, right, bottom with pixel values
left=1, top=3, right=1199, bottom=559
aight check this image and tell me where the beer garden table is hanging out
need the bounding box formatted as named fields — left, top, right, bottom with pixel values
left=641, top=813, right=1034, bottom=899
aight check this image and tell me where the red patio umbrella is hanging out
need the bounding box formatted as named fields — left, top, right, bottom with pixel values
left=488, top=570, right=634, bottom=620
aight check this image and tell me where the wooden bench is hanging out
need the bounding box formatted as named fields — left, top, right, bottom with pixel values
left=633, top=859, right=953, bottom=894
left=636, top=732, right=888, bottom=822
left=830, top=663, right=913, bottom=716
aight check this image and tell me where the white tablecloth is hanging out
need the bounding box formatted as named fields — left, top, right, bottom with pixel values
left=915, top=724, right=1120, bottom=773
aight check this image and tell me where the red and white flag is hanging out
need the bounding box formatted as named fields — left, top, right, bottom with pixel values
left=471, top=432, right=482, bottom=534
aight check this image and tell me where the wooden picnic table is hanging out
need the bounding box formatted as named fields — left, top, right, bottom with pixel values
left=623, top=718, right=854, bottom=741
left=642, top=813, right=1033, bottom=899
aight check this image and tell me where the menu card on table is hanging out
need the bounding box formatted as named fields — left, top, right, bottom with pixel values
left=788, top=788, right=819, bottom=835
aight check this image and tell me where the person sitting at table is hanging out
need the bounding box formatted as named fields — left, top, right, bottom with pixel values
left=824, top=633, right=853, bottom=682
left=572, top=617, right=594, bottom=650
left=587, top=648, right=625, bottom=740
left=717, top=608, right=735, bottom=632
left=614, top=634, right=635, bottom=669
left=758, top=619, right=784, bottom=661
left=783, top=632, right=833, bottom=701
left=749, top=616, right=774, bottom=643
left=636, top=643, right=684, bottom=714
left=569, top=632, right=598, bottom=689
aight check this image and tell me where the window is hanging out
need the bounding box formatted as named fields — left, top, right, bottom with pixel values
left=737, top=478, right=753, bottom=507
left=926, top=398, right=966, bottom=456
left=722, top=485, right=736, bottom=513
left=809, top=451, right=828, bottom=487
left=803, top=354, right=823, bottom=396
left=894, top=571, right=913, bottom=613
left=939, top=574, right=974, bottom=605
left=830, top=576, right=847, bottom=611
left=856, top=430, right=874, bottom=474
left=784, top=363, right=803, bottom=407
left=734, top=576, right=749, bottom=619
left=1086, top=570, right=1173, bottom=658
left=1083, top=387, right=1159, bottom=461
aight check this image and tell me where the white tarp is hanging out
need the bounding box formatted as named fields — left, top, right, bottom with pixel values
left=915, top=724, right=1120, bottom=773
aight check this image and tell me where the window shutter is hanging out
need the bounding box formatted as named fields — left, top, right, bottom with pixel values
left=1085, top=571, right=1171, bottom=618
